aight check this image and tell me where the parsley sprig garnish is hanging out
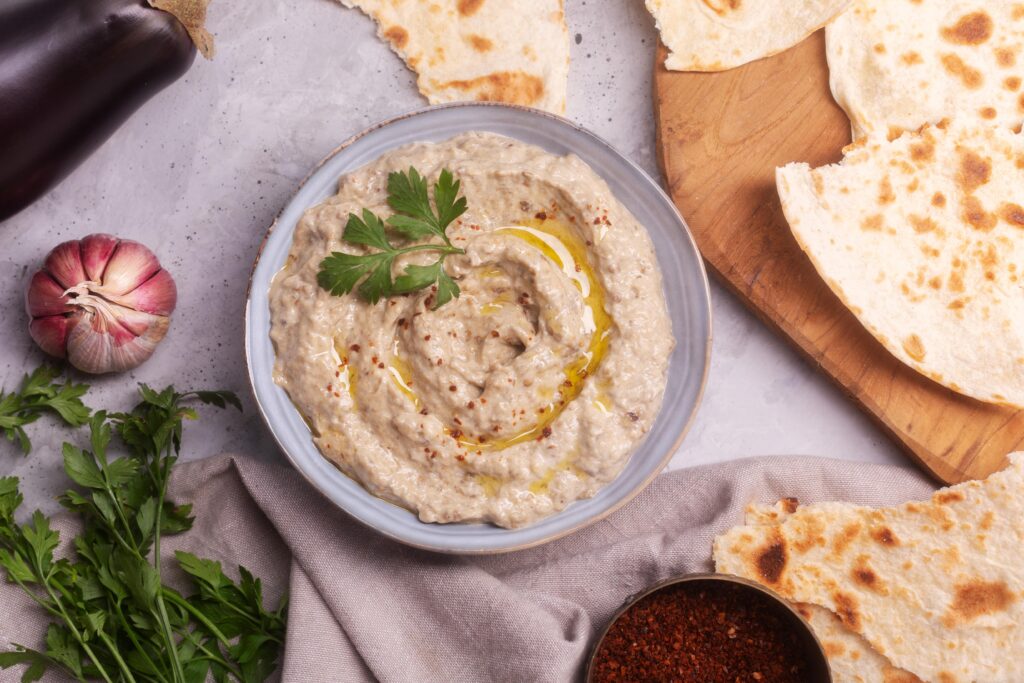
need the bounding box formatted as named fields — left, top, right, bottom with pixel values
left=0, top=366, right=91, bottom=454
left=317, top=167, right=468, bottom=309
left=0, top=370, right=286, bottom=683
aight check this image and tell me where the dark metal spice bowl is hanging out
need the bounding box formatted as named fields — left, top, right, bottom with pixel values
left=586, top=573, right=832, bottom=683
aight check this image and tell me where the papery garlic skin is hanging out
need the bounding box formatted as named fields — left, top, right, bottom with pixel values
left=26, top=234, right=177, bottom=374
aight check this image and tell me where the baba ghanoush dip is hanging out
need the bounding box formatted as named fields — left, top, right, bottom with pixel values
left=269, top=132, right=674, bottom=528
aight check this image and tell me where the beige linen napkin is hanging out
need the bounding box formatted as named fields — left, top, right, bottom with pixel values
left=0, top=454, right=934, bottom=682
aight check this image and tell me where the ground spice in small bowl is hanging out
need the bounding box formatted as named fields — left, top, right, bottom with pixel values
left=588, top=575, right=830, bottom=683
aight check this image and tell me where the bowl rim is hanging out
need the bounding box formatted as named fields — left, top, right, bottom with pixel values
left=244, top=101, right=713, bottom=554
left=585, top=572, right=834, bottom=682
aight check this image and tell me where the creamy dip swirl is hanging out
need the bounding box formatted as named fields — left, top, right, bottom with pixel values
left=269, top=133, right=674, bottom=528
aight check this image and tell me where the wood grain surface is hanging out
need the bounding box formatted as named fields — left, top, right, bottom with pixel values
left=654, top=31, right=1024, bottom=483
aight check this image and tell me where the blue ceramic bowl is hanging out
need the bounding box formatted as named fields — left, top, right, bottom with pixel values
left=245, top=103, right=711, bottom=553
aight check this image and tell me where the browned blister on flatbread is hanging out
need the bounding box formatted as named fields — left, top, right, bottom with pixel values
left=337, top=0, right=568, bottom=113
left=715, top=453, right=1024, bottom=683
left=828, top=0, right=1024, bottom=139
left=776, top=120, right=1024, bottom=408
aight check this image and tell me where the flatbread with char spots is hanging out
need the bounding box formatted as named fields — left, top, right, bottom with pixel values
left=715, top=453, right=1024, bottom=683
left=745, top=503, right=923, bottom=683
left=645, top=0, right=852, bottom=71
left=338, top=0, right=568, bottom=113
left=776, top=119, right=1024, bottom=408
left=828, top=0, right=1024, bottom=140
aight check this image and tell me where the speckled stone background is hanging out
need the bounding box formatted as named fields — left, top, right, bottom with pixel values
left=0, top=0, right=905, bottom=515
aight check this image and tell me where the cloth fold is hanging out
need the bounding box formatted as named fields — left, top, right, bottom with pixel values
left=0, top=453, right=935, bottom=682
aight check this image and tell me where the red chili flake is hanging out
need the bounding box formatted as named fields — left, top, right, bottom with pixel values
left=349, top=344, right=361, bottom=352
left=467, top=401, right=476, bottom=409
left=450, top=429, right=463, bottom=440
left=424, top=335, right=431, bottom=341
left=453, top=417, right=463, bottom=426
left=590, top=582, right=815, bottom=683
left=537, top=426, right=553, bottom=441
left=455, top=454, right=465, bottom=462
left=420, top=409, right=429, bottom=416
left=326, top=384, right=333, bottom=392
left=535, top=211, right=548, bottom=220
left=490, top=331, right=499, bottom=338
left=371, top=356, right=379, bottom=364
left=480, top=398, right=487, bottom=404
left=378, top=363, right=385, bottom=369
left=449, top=385, right=457, bottom=392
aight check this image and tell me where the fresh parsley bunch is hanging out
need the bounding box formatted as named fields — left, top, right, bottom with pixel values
left=0, top=371, right=287, bottom=683
left=317, top=167, right=468, bottom=309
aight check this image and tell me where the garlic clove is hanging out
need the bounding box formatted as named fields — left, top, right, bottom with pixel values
left=44, top=240, right=88, bottom=289
left=103, top=268, right=177, bottom=316
left=66, top=306, right=169, bottom=374
left=104, top=302, right=161, bottom=338
left=28, top=314, right=77, bottom=359
left=80, top=233, right=119, bottom=282
left=25, top=271, right=73, bottom=317
left=100, top=239, right=162, bottom=295
left=109, top=316, right=170, bottom=373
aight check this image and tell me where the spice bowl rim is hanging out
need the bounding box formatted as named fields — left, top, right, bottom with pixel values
left=585, top=572, right=833, bottom=683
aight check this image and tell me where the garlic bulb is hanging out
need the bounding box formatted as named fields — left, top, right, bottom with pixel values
left=26, top=234, right=177, bottom=374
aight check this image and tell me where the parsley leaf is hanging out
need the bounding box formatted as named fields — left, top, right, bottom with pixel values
left=317, top=167, right=468, bottom=309
left=0, top=366, right=91, bottom=454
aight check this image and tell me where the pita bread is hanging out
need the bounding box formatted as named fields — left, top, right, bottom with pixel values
left=339, top=0, right=569, bottom=113
left=714, top=453, right=1024, bottom=683
left=828, top=0, right=1024, bottom=140
left=776, top=119, right=1024, bottom=408
left=645, top=0, right=852, bottom=72
left=745, top=504, right=922, bottom=683
left=797, top=603, right=923, bottom=683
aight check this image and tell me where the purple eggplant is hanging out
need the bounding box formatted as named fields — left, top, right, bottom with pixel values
left=0, top=0, right=198, bottom=221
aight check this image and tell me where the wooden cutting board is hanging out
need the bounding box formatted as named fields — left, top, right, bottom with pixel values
left=654, top=31, right=1024, bottom=484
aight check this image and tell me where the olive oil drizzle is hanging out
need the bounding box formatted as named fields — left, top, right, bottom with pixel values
left=384, top=218, right=612, bottom=454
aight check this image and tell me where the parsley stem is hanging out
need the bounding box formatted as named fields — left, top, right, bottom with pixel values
left=40, top=579, right=114, bottom=683
left=161, top=590, right=233, bottom=646
left=397, top=243, right=465, bottom=256
left=188, top=639, right=244, bottom=681
left=151, top=442, right=186, bottom=683
left=114, top=600, right=171, bottom=683
left=96, top=631, right=138, bottom=683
